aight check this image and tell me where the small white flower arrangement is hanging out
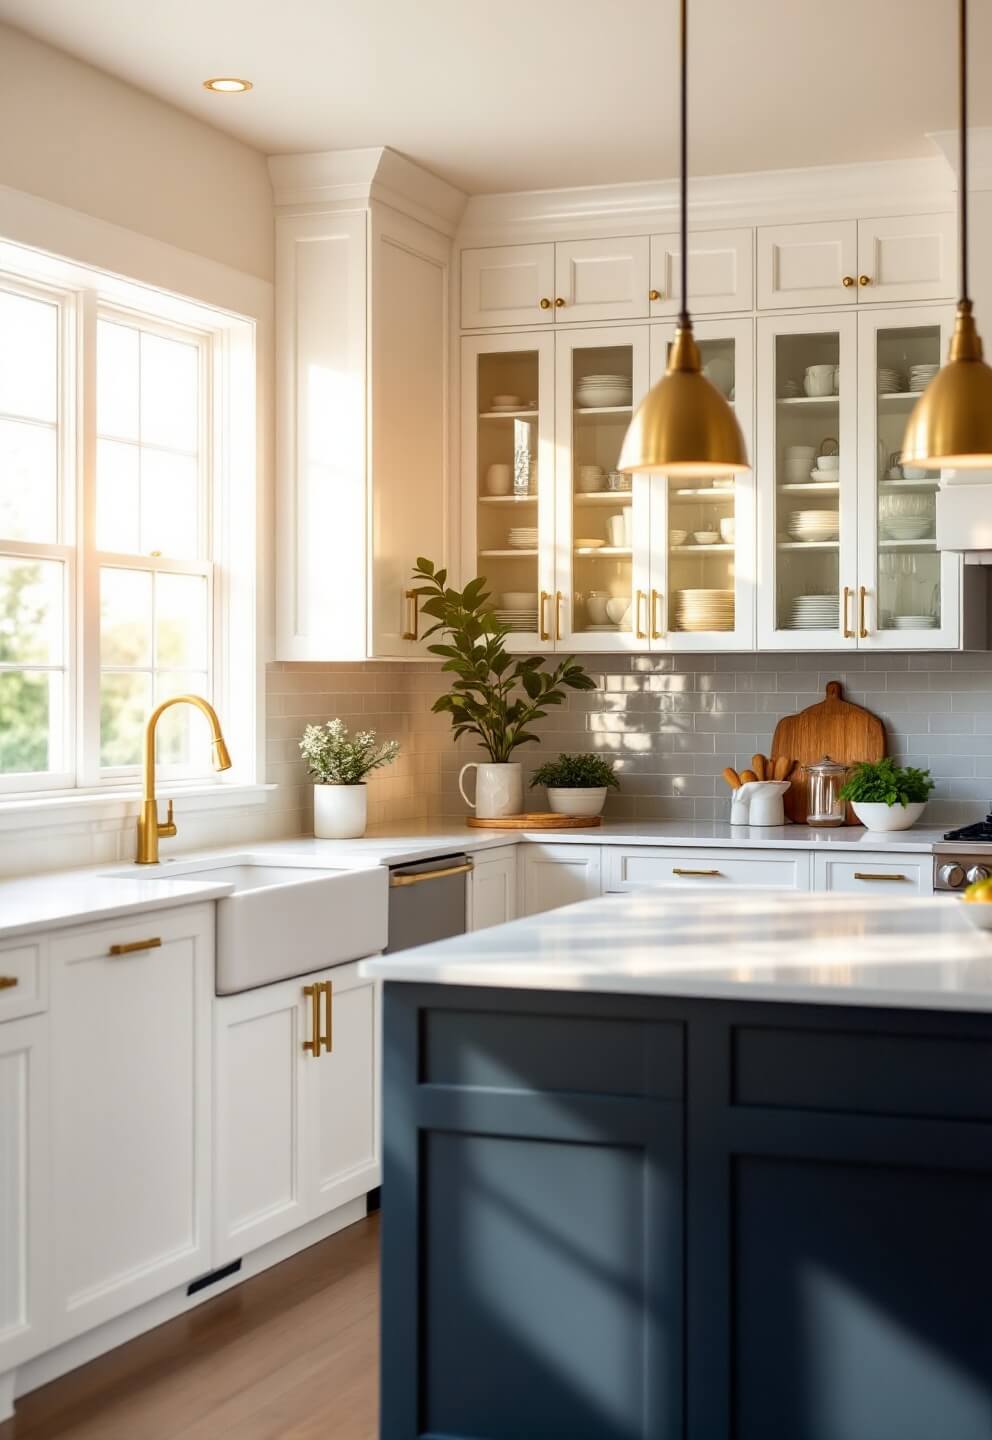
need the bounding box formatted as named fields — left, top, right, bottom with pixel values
left=299, top=719, right=400, bottom=838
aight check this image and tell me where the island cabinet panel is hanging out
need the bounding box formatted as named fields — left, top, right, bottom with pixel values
left=382, top=986, right=992, bottom=1440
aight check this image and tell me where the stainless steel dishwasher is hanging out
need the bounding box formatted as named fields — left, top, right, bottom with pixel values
left=386, top=854, right=473, bottom=953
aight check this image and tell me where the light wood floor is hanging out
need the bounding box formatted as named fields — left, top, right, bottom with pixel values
left=2, top=1214, right=380, bottom=1440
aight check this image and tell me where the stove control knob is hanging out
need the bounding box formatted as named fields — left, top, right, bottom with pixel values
left=939, top=863, right=966, bottom=889
left=967, top=865, right=990, bottom=886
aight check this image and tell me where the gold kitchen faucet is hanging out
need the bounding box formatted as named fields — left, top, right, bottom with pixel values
left=135, top=696, right=232, bottom=864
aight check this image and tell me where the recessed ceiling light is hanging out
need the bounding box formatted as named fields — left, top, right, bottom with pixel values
left=202, top=77, right=252, bottom=93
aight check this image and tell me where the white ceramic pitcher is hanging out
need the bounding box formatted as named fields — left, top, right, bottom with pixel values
left=730, top=780, right=790, bottom=827
left=458, top=762, right=523, bottom=819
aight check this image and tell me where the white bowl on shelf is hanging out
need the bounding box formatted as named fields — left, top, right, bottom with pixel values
left=669, top=529, right=688, bottom=546
left=693, top=531, right=720, bottom=545
left=605, top=596, right=632, bottom=625
left=849, top=800, right=926, bottom=832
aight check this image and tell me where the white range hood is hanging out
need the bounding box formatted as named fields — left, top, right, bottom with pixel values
left=937, top=475, right=992, bottom=553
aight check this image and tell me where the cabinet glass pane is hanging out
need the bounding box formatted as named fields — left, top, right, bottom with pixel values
left=475, top=350, right=540, bottom=634
left=668, top=337, right=737, bottom=634
left=570, top=345, right=634, bottom=635
left=774, top=330, right=842, bottom=633
left=874, top=324, right=941, bottom=632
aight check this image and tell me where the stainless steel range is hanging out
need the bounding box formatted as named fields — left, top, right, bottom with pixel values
left=934, top=814, right=992, bottom=892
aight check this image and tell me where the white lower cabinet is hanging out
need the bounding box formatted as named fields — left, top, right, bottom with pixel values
left=814, top=853, right=932, bottom=896
left=0, top=1014, right=49, bottom=1374
left=49, top=906, right=214, bottom=1344
left=520, top=843, right=602, bottom=916
left=605, top=845, right=811, bottom=893
left=214, top=960, right=380, bottom=1266
left=468, top=846, right=518, bottom=931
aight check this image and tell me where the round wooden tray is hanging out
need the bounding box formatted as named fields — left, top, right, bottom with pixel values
left=466, top=813, right=602, bottom=830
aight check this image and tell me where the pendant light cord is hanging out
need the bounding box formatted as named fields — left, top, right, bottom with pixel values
left=960, top=0, right=970, bottom=304
left=679, top=0, right=689, bottom=330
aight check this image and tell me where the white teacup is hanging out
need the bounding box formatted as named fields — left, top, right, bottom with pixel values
left=785, top=445, right=816, bottom=464
left=804, top=365, right=835, bottom=398
left=816, top=454, right=840, bottom=472
left=719, top=517, right=736, bottom=543
left=486, top=463, right=512, bottom=495
left=608, top=514, right=626, bottom=547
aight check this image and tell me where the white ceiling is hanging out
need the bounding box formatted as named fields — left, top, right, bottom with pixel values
left=3, top=0, right=991, bottom=195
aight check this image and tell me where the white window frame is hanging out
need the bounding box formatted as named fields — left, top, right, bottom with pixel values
left=0, top=233, right=263, bottom=813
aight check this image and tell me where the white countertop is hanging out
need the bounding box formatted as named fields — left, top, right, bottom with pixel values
left=362, top=890, right=992, bottom=1013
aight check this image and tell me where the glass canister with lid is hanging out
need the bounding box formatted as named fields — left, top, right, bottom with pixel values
left=803, top=755, right=851, bottom=826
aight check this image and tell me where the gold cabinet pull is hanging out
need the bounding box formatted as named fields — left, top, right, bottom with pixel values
left=858, top=274, right=872, bottom=286
left=539, top=297, right=552, bottom=310
left=0, top=975, right=18, bottom=990
left=649, top=288, right=662, bottom=301
left=539, top=590, right=550, bottom=642
left=635, top=590, right=648, bottom=641
left=842, top=275, right=856, bottom=288
left=320, top=980, right=333, bottom=1054
left=402, top=590, right=419, bottom=642
left=555, top=590, right=564, bottom=640
left=554, top=297, right=565, bottom=308
left=854, top=872, right=908, bottom=882
left=842, top=585, right=854, bottom=638
left=303, top=982, right=322, bottom=1058
left=858, top=584, right=869, bottom=638
left=651, top=589, right=664, bottom=640
left=672, top=867, right=722, bottom=878
left=109, top=937, right=162, bottom=956
left=390, top=859, right=474, bottom=887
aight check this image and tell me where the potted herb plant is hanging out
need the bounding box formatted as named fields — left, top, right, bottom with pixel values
left=530, top=753, right=620, bottom=817
left=299, top=719, right=400, bottom=839
left=412, top=559, right=595, bottom=819
left=839, top=758, right=935, bottom=832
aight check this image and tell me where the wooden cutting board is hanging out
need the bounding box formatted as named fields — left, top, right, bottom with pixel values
left=770, top=681, right=886, bottom=823
left=467, top=813, right=602, bottom=829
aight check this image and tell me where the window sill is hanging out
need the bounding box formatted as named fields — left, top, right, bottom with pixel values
left=0, top=782, right=276, bottom=832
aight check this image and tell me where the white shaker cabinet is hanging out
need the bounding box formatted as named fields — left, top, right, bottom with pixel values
left=214, top=960, right=380, bottom=1267
left=48, top=906, right=214, bottom=1343
left=649, top=227, right=754, bottom=316
left=758, top=217, right=956, bottom=310
left=554, top=236, right=650, bottom=323
left=814, top=853, right=932, bottom=896
left=468, top=846, right=518, bottom=931
left=758, top=220, right=858, bottom=310
left=856, top=213, right=956, bottom=304
left=0, top=1014, right=50, bottom=1375
left=461, top=243, right=556, bottom=329
left=520, top=843, right=602, bottom=916
left=604, top=845, right=811, bottom=893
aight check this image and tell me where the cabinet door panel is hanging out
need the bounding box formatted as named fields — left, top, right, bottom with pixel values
left=468, top=849, right=518, bottom=931
left=814, top=853, right=931, bottom=895
left=213, top=978, right=308, bottom=1265
left=521, top=844, right=602, bottom=915
left=555, top=236, right=649, bottom=322
left=0, top=1016, right=49, bottom=1371
left=650, top=227, right=753, bottom=315
left=758, top=221, right=857, bottom=309
left=461, top=244, right=555, bottom=329
left=50, top=907, right=212, bottom=1340
left=857, top=213, right=956, bottom=303
left=311, top=962, right=380, bottom=1216
left=606, top=846, right=809, bottom=893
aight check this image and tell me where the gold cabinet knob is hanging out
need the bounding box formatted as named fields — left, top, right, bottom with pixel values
left=842, top=275, right=856, bottom=288
left=554, top=297, right=565, bottom=308
left=859, top=274, right=872, bottom=286
left=649, top=289, right=662, bottom=301
left=539, top=297, right=552, bottom=310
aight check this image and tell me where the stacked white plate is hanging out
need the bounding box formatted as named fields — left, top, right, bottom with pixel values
left=507, top=527, right=539, bottom=550
left=575, top=373, right=632, bottom=409
left=892, top=614, right=938, bottom=629
left=674, top=589, right=735, bottom=632
left=787, top=593, right=839, bottom=629
left=877, top=366, right=903, bottom=393
left=494, top=608, right=539, bottom=632
left=884, top=517, right=933, bottom=541
left=909, top=363, right=939, bottom=392
left=787, top=510, right=840, bottom=543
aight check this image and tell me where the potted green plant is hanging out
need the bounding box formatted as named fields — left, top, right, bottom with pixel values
left=299, top=719, right=400, bottom=838
left=412, top=559, right=595, bottom=819
left=839, top=758, right=935, bottom=832
left=530, top=753, right=620, bottom=817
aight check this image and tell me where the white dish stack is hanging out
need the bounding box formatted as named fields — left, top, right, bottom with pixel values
left=787, top=510, right=840, bottom=543
left=507, top=526, right=539, bottom=550
left=786, top=593, right=839, bottom=629
left=909, top=363, right=939, bottom=393
left=674, top=589, right=735, bottom=632
left=575, top=373, right=633, bottom=409
left=877, top=366, right=903, bottom=393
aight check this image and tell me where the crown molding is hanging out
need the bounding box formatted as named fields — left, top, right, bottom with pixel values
left=928, top=126, right=992, bottom=191
left=267, top=145, right=467, bottom=235
left=456, top=154, right=954, bottom=247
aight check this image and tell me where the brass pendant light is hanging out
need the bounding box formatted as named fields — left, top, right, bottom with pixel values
left=619, top=0, right=749, bottom=477
left=902, top=0, right=992, bottom=469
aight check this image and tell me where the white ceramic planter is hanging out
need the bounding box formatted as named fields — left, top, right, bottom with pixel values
left=546, top=787, right=608, bottom=817
left=458, top=762, right=523, bottom=819
left=850, top=800, right=926, bottom=832
left=313, top=783, right=368, bottom=839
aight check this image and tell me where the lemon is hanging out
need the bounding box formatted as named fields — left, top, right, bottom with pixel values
left=964, top=878, right=992, bottom=903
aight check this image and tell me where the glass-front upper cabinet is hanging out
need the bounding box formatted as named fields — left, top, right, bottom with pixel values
left=856, top=306, right=958, bottom=648
left=553, top=327, right=650, bottom=651
left=757, top=312, right=859, bottom=649
left=461, top=332, right=555, bottom=651
left=648, top=318, right=755, bottom=650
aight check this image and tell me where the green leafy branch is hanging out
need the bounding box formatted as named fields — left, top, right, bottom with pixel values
left=412, top=558, right=595, bottom=764
left=839, top=758, right=935, bottom=807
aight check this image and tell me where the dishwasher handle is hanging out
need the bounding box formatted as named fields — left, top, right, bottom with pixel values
left=390, top=858, right=474, bottom=888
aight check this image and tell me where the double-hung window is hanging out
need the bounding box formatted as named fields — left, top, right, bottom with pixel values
left=0, top=246, right=256, bottom=803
